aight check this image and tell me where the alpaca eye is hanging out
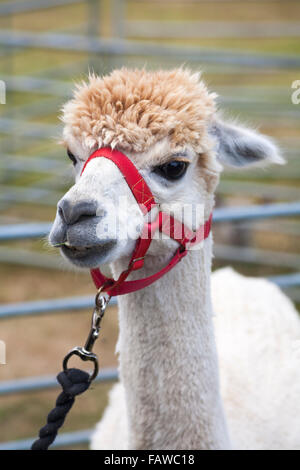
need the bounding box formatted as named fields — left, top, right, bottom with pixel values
left=154, top=161, right=188, bottom=181
left=67, top=149, right=77, bottom=166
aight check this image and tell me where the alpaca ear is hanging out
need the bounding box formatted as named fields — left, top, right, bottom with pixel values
left=209, top=118, right=285, bottom=168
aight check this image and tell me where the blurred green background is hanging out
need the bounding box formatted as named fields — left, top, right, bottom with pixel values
left=0, top=0, right=299, bottom=449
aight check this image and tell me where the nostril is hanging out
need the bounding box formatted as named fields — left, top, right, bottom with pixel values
left=57, top=199, right=98, bottom=225
left=58, top=205, right=65, bottom=220
left=57, top=199, right=70, bottom=224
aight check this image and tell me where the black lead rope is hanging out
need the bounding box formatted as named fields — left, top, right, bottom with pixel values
left=31, top=368, right=91, bottom=450
left=31, top=290, right=110, bottom=451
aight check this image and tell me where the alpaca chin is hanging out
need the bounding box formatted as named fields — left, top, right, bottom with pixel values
left=59, top=240, right=117, bottom=269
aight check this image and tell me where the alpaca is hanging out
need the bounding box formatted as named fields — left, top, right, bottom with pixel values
left=50, top=68, right=300, bottom=450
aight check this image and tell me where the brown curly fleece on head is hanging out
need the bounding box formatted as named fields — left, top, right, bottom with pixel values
left=61, top=68, right=217, bottom=156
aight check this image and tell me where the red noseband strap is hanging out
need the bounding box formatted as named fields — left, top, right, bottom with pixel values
left=81, top=147, right=212, bottom=296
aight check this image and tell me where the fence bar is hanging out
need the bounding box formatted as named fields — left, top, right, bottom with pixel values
left=213, top=201, right=300, bottom=222
left=0, top=367, right=118, bottom=396
left=268, top=272, right=300, bottom=288
left=3, top=74, right=299, bottom=102
left=214, top=245, right=300, bottom=270
left=1, top=202, right=299, bottom=241
left=0, top=0, right=83, bottom=16
left=0, top=295, right=117, bottom=319
left=0, top=155, right=67, bottom=174
left=0, top=273, right=299, bottom=321
left=3, top=74, right=71, bottom=96
left=0, top=117, right=59, bottom=139
left=0, top=222, right=52, bottom=241
left=0, top=247, right=71, bottom=271
left=1, top=30, right=300, bottom=69
left=0, top=429, right=92, bottom=450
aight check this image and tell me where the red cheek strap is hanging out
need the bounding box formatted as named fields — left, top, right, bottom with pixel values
left=81, top=147, right=212, bottom=297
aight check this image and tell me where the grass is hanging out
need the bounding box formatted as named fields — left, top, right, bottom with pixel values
left=128, top=1, right=300, bottom=23
left=11, top=3, right=89, bottom=33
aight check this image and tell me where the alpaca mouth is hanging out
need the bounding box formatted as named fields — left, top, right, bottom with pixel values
left=60, top=240, right=116, bottom=268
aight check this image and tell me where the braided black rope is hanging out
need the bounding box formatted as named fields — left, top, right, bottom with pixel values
left=31, top=368, right=91, bottom=450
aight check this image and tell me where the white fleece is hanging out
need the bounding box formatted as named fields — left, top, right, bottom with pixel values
left=91, top=267, right=300, bottom=450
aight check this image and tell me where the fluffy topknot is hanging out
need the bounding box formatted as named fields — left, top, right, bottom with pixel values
left=61, top=68, right=217, bottom=154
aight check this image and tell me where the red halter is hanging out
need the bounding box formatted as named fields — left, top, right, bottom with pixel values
left=81, top=147, right=212, bottom=297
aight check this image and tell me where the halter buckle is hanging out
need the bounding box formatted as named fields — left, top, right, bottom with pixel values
left=130, top=256, right=145, bottom=271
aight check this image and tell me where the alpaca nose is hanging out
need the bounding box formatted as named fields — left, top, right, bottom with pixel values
left=58, top=199, right=97, bottom=225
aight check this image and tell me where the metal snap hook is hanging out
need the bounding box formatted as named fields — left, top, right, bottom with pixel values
left=62, top=289, right=111, bottom=382
left=63, top=347, right=99, bottom=382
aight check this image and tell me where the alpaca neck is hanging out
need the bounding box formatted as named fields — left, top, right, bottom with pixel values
left=112, top=236, right=231, bottom=450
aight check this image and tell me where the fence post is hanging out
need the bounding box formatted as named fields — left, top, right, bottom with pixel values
left=87, top=0, right=101, bottom=73
left=111, top=0, right=125, bottom=39
left=87, top=0, right=101, bottom=38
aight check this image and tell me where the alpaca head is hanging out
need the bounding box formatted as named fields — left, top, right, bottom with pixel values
left=49, top=68, right=283, bottom=268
